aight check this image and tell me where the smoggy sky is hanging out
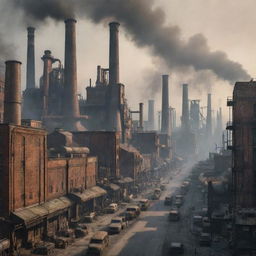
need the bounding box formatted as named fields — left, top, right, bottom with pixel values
left=0, top=0, right=255, bottom=126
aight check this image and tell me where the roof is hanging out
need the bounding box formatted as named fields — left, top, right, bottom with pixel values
left=117, top=177, right=134, bottom=184
left=91, top=231, right=108, bottom=240
left=12, top=196, right=72, bottom=227
left=70, top=186, right=107, bottom=202
left=108, top=183, right=120, bottom=191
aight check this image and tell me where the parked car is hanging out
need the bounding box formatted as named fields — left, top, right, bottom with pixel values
left=164, top=196, right=173, bottom=206
left=168, top=210, right=180, bottom=221
left=108, top=217, right=127, bottom=234
left=32, top=243, right=55, bottom=256
left=83, top=212, right=96, bottom=223
left=125, top=205, right=141, bottom=220
left=54, top=238, right=69, bottom=249
left=87, top=231, right=109, bottom=256
left=174, top=199, right=182, bottom=208
left=74, top=227, right=88, bottom=238
left=199, top=232, right=211, bottom=246
left=169, top=242, right=184, bottom=255
left=139, top=199, right=150, bottom=210
left=105, top=203, right=118, bottom=214
left=152, top=188, right=161, bottom=200
left=193, top=215, right=203, bottom=227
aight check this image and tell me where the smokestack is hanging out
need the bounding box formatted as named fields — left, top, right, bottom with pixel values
left=206, top=93, right=212, bottom=136
left=161, top=75, right=170, bottom=134
left=148, top=99, right=155, bottom=130
left=4, top=61, right=22, bottom=125
left=26, top=27, right=35, bottom=89
left=96, top=65, right=102, bottom=86
left=181, top=84, right=189, bottom=131
left=109, top=22, right=120, bottom=85
left=190, top=100, right=200, bottom=132
left=63, top=18, right=79, bottom=119
left=139, top=102, right=143, bottom=131
left=41, top=50, right=55, bottom=116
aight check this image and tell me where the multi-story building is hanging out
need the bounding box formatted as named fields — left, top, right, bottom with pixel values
left=227, top=81, right=256, bottom=255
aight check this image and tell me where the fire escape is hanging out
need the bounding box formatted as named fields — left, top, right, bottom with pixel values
left=226, top=97, right=234, bottom=150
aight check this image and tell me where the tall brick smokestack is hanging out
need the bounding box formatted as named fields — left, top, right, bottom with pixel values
left=63, top=18, right=79, bottom=119
left=161, top=75, right=170, bottom=134
left=148, top=99, right=155, bottom=130
left=41, top=50, right=55, bottom=116
left=206, top=93, right=212, bottom=137
left=109, top=22, right=120, bottom=85
left=139, top=102, right=144, bottom=131
left=181, top=84, right=189, bottom=131
left=26, top=27, right=35, bottom=89
left=4, top=61, right=22, bottom=125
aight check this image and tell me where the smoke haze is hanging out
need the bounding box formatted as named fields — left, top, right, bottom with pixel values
left=13, top=0, right=250, bottom=84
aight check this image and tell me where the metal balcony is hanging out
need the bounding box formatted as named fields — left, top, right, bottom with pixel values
left=227, top=97, right=234, bottom=107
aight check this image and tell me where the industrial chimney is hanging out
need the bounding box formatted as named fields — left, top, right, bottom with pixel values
left=139, top=102, right=144, bottom=131
left=41, top=50, right=55, bottom=116
left=4, top=61, right=22, bottom=125
left=148, top=99, right=155, bottom=130
left=63, top=18, right=80, bottom=120
left=26, top=27, right=35, bottom=89
left=206, top=93, right=212, bottom=137
left=109, top=22, right=120, bottom=85
left=181, top=84, right=189, bottom=131
left=161, top=75, right=170, bottom=134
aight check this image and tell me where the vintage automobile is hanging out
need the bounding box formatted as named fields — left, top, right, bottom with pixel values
left=152, top=188, right=161, bottom=200
left=164, top=196, right=173, bottom=206
left=105, top=203, right=118, bottom=214
left=168, top=210, right=180, bottom=221
left=199, top=232, right=211, bottom=246
left=169, top=242, right=184, bottom=255
left=108, top=217, right=127, bottom=234
left=86, top=231, right=109, bottom=256
left=32, top=243, right=55, bottom=256
left=83, top=212, right=96, bottom=223
left=125, top=205, right=141, bottom=220
left=139, top=199, right=150, bottom=210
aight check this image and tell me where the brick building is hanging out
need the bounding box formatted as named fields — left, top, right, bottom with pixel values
left=73, top=131, right=121, bottom=180
left=228, top=81, right=256, bottom=208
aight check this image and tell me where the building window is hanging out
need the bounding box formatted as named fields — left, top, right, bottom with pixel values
left=254, top=104, right=256, bottom=117
left=253, top=129, right=256, bottom=146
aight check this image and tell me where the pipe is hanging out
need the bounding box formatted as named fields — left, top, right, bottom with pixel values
left=26, top=27, right=35, bottom=89
left=148, top=99, right=155, bottom=130
left=161, top=75, right=170, bottom=134
left=206, top=93, right=212, bottom=136
left=63, top=18, right=79, bottom=119
left=181, top=84, right=189, bottom=131
left=41, top=50, right=55, bottom=116
left=139, top=102, right=143, bottom=130
left=109, top=22, right=120, bottom=85
left=4, top=61, right=22, bottom=125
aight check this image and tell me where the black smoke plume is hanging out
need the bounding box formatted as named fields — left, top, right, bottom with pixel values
left=14, top=0, right=250, bottom=83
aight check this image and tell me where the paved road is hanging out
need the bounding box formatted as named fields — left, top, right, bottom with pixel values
left=107, top=162, right=209, bottom=256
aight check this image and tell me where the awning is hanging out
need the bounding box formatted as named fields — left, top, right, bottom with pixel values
left=43, top=197, right=72, bottom=215
left=109, top=183, right=120, bottom=191
left=117, top=177, right=134, bottom=184
left=70, top=186, right=107, bottom=202
left=11, top=196, right=72, bottom=227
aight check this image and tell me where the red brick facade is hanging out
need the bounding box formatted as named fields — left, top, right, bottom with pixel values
left=0, top=124, right=47, bottom=217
